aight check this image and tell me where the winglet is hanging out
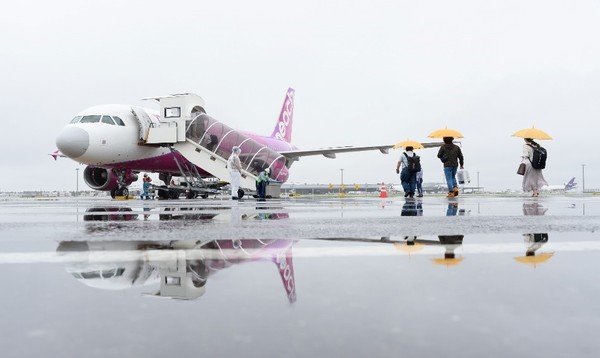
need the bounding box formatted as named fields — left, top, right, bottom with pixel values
left=271, top=88, right=295, bottom=143
left=49, top=150, right=64, bottom=161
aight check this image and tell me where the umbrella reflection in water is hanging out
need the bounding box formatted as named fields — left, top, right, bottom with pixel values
left=514, top=233, right=553, bottom=268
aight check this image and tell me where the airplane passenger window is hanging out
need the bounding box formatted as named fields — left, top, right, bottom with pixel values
left=112, top=116, right=125, bottom=126
left=101, top=115, right=116, bottom=125
left=80, top=115, right=102, bottom=123
left=70, top=116, right=82, bottom=124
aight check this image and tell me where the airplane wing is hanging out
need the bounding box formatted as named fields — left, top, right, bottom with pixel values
left=279, top=141, right=444, bottom=160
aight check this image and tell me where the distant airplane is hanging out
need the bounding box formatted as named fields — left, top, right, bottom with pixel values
left=541, top=177, right=577, bottom=192
left=54, top=88, right=442, bottom=198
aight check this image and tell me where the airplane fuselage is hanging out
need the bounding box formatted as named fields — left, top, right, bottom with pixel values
left=56, top=101, right=298, bottom=193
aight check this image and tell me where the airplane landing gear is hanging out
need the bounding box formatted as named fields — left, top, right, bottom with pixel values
left=111, top=169, right=132, bottom=198
left=110, top=186, right=129, bottom=198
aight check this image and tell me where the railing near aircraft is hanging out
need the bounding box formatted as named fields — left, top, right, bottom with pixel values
left=186, top=113, right=289, bottom=182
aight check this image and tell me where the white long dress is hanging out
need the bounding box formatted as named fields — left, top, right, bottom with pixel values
left=521, top=144, right=548, bottom=192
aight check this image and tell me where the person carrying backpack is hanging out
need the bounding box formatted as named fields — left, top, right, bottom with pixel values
left=395, top=145, right=420, bottom=198
left=521, top=138, right=548, bottom=197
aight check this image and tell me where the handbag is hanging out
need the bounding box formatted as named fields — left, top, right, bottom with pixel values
left=517, top=163, right=526, bottom=175
left=439, top=149, right=449, bottom=163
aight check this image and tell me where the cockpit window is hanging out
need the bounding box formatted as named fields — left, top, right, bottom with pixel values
left=101, top=115, right=116, bottom=125
left=80, top=115, right=102, bottom=123
left=70, top=116, right=82, bottom=124
left=112, top=116, right=125, bottom=126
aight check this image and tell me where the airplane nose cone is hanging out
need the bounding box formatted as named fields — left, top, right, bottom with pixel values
left=56, top=126, right=89, bottom=158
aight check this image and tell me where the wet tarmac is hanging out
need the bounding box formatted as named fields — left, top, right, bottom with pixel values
left=1, top=195, right=599, bottom=357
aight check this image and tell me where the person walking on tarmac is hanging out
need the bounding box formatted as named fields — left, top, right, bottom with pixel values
left=141, top=173, right=152, bottom=200
left=437, top=137, right=464, bottom=198
left=416, top=169, right=424, bottom=197
left=256, top=168, right=270, bottom=201
left=227, top=146, right=243, bottom=200
left=395, top=145, right=418, bottom=199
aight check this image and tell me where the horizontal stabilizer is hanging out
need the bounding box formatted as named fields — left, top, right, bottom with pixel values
left=48, top=150, right=67, bottom=161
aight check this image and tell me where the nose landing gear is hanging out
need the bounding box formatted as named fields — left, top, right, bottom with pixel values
left=110, top=168, right=134, bottom=198
left=110, top=186, right=129, bottom=199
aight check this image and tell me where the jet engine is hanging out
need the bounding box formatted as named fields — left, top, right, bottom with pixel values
left=83, top=166, right=138, bottom=191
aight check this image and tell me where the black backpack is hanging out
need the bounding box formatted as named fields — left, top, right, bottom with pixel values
left=528, top=144, right=547, bottom=169
left=404, top=153, right=421, bottom=173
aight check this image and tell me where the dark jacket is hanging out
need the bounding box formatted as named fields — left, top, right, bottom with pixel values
left=437, top=143, right=464, bottom=168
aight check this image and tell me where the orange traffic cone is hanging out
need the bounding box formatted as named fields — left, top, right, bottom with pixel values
left=379, top=183, right=388, bottom=198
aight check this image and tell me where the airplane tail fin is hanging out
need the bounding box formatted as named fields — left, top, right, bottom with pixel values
left=565, top=177, right=577, bottom=190
left=270, top=88, right=295, bottom=143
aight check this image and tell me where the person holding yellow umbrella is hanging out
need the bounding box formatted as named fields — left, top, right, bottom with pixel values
left=428, top=128, right=464, bottom=198
left=512, top=126, right=551, bottom=197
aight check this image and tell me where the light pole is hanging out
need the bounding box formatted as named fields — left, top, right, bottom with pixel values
left=477, top=172, right=480, bottom=189
left=75, top=167, right=80, bottom=196
left=582, top=164, right=586, bottom=192
left=340, top=168, right=344, bottom=193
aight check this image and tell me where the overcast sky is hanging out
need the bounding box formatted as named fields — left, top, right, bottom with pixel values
left=1, top=0, right=599, bottom=192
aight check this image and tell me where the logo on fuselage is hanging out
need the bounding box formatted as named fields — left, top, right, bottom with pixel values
left=275, top=90, right=295, bottom=141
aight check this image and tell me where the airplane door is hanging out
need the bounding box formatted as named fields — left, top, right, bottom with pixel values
left=131, top=107, right=154, bottom=142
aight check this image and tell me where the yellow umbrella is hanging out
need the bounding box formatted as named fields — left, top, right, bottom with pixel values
left=392, top=139, right=424, bottom=150
left=512, top=126, right=552, bottom=140
left=431, top=257, right=464, bottom=266
left=514, top=252, right=554, bottom=268
left=428, top=127, right=464, bottom=139
left=393, top=242, right=425, bottom=253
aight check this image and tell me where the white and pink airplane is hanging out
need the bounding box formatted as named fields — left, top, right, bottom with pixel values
left=54, top=88, right=439, bottom=198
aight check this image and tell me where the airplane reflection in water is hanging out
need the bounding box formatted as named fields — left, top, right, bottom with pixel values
left=57, top=238, right=297, bottom=301
left=66, top=205, right=294, bottom=300
left=82, top=205, right=289, bottom=223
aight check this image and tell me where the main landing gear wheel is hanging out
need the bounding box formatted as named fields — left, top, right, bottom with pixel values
left=110, top=187, right=129, bottom=198
left=237, top=189, right=245, bottom=199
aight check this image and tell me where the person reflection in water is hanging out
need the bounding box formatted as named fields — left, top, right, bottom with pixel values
left=446, top=203, right=459, bottom=216
left=432, top=235, right=465, bottom=266
left=522, top=202, right=548, bottom=216
left=401, top=199, right=423, bottom=216
left=438, top=235, right=464, bottom=259
left=523, top=233, right=549, bottom=256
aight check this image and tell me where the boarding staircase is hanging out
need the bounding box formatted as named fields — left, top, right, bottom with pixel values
left=139, top=93, right=258, bottom=191
left=173, top=139, right=257, bottom=190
